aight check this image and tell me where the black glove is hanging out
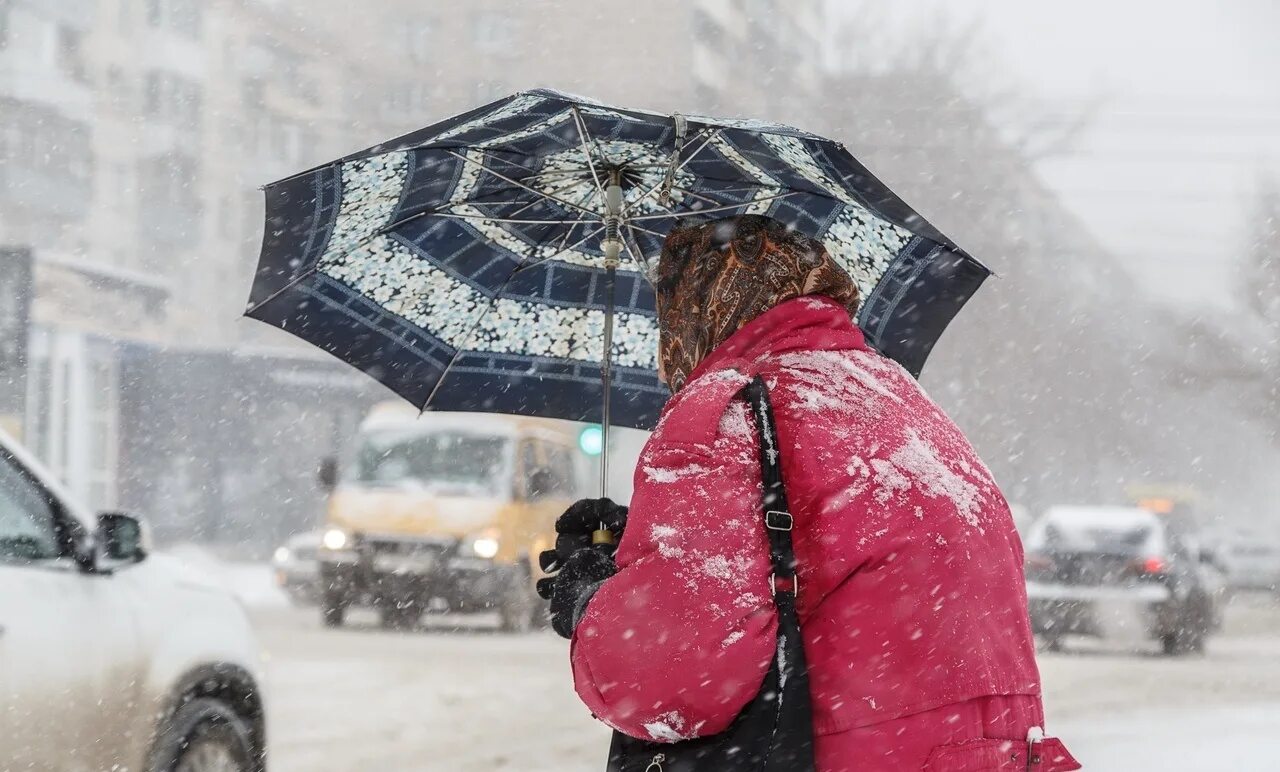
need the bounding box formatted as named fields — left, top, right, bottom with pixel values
left=537, top=497, right=628, bottom=575
left=545, top=547, right=616, bottom=639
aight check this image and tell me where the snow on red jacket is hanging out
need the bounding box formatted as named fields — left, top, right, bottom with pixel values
left=570, top=295, right=1043, bottom=748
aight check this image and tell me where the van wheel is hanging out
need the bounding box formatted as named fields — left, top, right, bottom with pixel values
left=379, top=600, right=421, bottom=630
left=151, top=698, right=254, bottom=772
left=322, top=593, right=347, bottom=627
left=498, top=567, right=537, bottom=633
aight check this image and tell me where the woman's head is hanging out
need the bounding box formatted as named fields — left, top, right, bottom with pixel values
left=654, top=214, right=859, bottom=391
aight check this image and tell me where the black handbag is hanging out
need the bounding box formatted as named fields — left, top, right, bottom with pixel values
left=606, top=375, right=816, bottom=772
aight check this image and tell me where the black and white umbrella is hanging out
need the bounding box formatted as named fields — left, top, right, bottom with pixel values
left=247, top=89, right=988, bottom=491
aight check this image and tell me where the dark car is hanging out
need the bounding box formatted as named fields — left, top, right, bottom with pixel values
left=1024, top=506, right=1225, bottom=655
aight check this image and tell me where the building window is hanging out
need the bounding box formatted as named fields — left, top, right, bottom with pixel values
left=405, top=20, right=432, bottom=64
left=145, top=0, right=202, bottom=39
left=692, top=7, right=723, bottom=49
left=472, top=12, right=518, bottom=54
left=143, top=70, right=203, bottom=129
left=87, top=356, right=119, bottom=508
left=473, top=79, right=506, bottom=104
left=0, top=0, right=10, bottom=51
left=58, top=25, right=88, bottom=83
left=105, top=65, right=127, bottom=108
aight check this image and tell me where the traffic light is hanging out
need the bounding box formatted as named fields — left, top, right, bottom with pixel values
left=578, top=425, right=603, bottom=456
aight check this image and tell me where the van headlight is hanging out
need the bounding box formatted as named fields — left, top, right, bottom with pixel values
left=471, top=537, right=500, bottom=559
left=460, top=532, right=500, bottom=560
left=321, top=528, right=350, bottom=551
left=273, top=546, right=291, bottom=563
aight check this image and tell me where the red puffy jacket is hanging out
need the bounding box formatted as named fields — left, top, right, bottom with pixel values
left=571, top=297, right=1078, bottom=771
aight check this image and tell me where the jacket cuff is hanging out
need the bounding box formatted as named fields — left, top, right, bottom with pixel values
left=571, top=578, right=608, bottom=630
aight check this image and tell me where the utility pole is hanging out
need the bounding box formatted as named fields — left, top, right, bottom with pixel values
left=0, top=247, right=33, bottom=441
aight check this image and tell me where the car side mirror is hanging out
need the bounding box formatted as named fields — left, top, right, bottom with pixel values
left=96, top=512, right=150, bottom=565
left=318, top=456, right=338, bottom=491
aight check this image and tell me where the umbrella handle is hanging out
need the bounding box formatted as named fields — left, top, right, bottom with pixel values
left=592, top=527, right=616, bottom=547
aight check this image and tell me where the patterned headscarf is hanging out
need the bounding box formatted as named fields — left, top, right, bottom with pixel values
left=654, top=214, right=859, bottom=392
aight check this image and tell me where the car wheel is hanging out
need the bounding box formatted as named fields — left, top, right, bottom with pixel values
left=1038, top=633, right=1065, bottom=653
left=322, top=592, right=347, bottom=627
left=151, top=698, right=254, bottom=772
left=1161, top=626, right=1206, bottom=656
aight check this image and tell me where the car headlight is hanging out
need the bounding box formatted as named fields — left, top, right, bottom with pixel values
left=321, top=528, right=349, bottom=551
left=273, top=546, right=291, bottom=563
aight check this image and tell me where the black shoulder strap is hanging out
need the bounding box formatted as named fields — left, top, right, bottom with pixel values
left=740, top=375, right=798, bottom=597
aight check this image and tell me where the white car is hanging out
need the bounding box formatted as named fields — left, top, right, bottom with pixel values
left=1219, top=536, right=1280, bottom=593
left=0, top=429, right=266, bottom=771
left=272, top=530, right=322, bottom=606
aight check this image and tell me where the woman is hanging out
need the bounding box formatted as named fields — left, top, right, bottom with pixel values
left=540, top=215, right=1078, bottom=771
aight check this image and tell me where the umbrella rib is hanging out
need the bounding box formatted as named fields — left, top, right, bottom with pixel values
left=521, top=164, right=668, bottom=183
left=419, top=267, right=524, bottom=413
left=243, top=266, right=319, bottom=316
left=570, top=105, right=607, bottom=203
left=628, top=190, right=797, bottom=221
left=495, top=176, right=594, bottom=220
left=512, top=226, right=606, bottom=275
left=429, top=212, right=598, bottom=226
left=621, top=223, right=656, bottom=284
left=533, top=183, right=601, bottom=267
left=420, top=220, right=601, bottom=412
left=621, top=128, right=718, bottom=216
left=624, top=223, right=668, bottom=239
left=444, top=149, right=602, bottom=218
left=666, top=186, right=741, bottom=208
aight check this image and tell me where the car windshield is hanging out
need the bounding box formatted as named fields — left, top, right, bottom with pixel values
left=351, top=431, right=510, bottom=497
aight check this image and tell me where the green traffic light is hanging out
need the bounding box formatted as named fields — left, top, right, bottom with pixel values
left=578, top=425, right=603, bottom=456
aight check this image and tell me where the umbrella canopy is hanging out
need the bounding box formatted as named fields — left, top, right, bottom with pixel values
left=246, top=88, right=988, bottom=431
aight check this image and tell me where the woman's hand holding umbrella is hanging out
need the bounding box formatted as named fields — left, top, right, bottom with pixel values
left=536, top=497, right=628, bottom=638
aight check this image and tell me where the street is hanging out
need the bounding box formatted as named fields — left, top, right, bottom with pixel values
left=247, top=581, right=1280, bottom=771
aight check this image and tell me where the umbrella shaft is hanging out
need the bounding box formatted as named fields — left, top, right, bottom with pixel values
left=599, top=263, right=616, bottom=497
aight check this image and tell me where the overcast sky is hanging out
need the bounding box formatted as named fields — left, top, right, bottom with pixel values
left=827, top=0, right=1280, bottom=311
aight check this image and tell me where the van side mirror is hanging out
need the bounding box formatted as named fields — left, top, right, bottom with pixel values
left=318, top=456, right=338, bottom=491
left=526, top=468, right=553, bottom=501
left=96, top=512, right=149, bottom=564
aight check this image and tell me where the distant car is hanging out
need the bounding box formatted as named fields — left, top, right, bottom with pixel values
left=1024, top=505, right=1224, bottom=655
left=272, top=530, right=322, bottom=605
left=0, top=429, right=266, bottom=771
left=1219, top=537, right=1280, bottom=593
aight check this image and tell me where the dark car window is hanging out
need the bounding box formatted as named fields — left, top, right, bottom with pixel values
left=0, top=451, right=61, bottom=563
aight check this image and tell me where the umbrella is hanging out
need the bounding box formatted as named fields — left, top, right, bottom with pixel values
left=246, top=88, right=988, bottom=493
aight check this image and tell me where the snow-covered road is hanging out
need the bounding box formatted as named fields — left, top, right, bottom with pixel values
left=248, top=590, right=1280, bottom=771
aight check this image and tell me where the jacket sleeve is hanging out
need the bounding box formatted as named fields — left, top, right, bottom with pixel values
left=569, top=412, right=776, bottom=742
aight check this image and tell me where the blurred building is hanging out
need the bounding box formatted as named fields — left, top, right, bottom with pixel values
left=0, top=0, right=822, bottom=544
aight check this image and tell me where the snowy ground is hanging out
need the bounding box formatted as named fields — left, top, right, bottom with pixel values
left=221, top=561, right=1280, bottom=771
